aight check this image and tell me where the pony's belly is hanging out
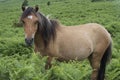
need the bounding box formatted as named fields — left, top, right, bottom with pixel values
left=58, top=38, right=93, bottom=61
left=59, top=47, right=92, bottom=61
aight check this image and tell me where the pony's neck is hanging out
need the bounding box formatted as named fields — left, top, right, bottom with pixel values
left=34, top=31, right=45, bottom=49
left=36, top=13, right=59, bottom=48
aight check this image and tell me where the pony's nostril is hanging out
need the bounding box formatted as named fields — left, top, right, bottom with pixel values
left=30, top=38, right=34, bottom=42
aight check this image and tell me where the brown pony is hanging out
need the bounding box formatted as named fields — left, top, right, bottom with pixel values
left=20, top=6, right=112, bottom=80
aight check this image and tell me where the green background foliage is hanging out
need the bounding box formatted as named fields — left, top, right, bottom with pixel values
left=0, top=0, right=120, bottom=80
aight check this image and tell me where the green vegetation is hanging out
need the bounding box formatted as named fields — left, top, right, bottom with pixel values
left=0, top=0, right=120, bottom=80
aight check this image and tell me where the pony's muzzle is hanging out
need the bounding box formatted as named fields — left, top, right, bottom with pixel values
left=25, top=38, right=34, bottom=46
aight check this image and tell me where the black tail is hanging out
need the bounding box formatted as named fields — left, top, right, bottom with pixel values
left=97, top=42, right=112, bottom=80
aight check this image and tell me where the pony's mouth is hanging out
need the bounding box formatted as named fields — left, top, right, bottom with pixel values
left=25, top=38, right=34, bottom=46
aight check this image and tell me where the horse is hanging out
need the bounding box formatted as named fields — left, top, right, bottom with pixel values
left=20, top=6, right=112, bottom=80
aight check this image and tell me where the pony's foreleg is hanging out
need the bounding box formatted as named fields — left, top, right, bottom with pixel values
left=89, top=53, right=101, bottom=80
left=45, top=56, right=52, bottom=69
left=34, top=45, right=39, bottom=53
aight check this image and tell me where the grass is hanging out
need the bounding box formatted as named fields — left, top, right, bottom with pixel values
left=0, top=0, right=120, bottom=80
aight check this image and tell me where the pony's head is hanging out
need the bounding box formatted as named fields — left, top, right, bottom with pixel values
left=21, top=6, right=39, bottom=46
left=21, top=6, right=59, bottom=47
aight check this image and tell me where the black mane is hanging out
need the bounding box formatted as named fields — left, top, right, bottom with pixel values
left=21, top=7, right=59, bottom=48
left=37, top=13, right=59, bottom=48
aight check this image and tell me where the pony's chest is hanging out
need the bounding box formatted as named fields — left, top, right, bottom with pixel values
left=38, top=46, right=59, bottom=57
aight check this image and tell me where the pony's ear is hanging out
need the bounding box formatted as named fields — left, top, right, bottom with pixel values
left=35, top=5, right=39, bottom=12
left=22, top=6, right=25, bottom=11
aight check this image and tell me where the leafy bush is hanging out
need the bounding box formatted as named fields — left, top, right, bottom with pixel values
left=0, top=54, right=91, bottom=80
left=0, top=53, right=119, bottom=80
left=0, top=38, right=33, bottom=56
left=0, top=54, right=46, bottom=80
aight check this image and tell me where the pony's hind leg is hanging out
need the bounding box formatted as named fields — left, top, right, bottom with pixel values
left=89, top=52, right=102, bottom=80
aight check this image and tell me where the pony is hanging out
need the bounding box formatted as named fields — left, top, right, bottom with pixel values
left=20, top=6, right=112, bottom=80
